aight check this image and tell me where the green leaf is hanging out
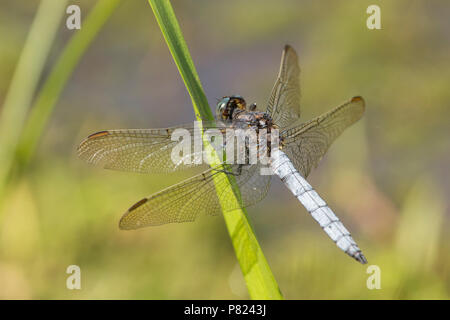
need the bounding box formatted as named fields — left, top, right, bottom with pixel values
left=148, top=0, right=283, bottom=299
left=15, top=0, right=121, bottom=171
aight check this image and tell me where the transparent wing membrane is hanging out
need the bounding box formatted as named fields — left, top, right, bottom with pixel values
left=77, top=128, right=198, bottom=173
left=281, top=96, right=365, bottom=177
left=266, top=45, right=301, bottom=129
left=77, top=120, right=239, bottom=173
left=119, top=164, right=271, bottom=229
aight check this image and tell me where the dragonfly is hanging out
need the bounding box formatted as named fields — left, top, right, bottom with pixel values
left=78, top=45, right=367, bottom=264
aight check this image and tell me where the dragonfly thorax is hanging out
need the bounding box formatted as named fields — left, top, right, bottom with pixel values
left=233, top=110, right=275, bottom=130
left=217, top=95, right=277, bottom=131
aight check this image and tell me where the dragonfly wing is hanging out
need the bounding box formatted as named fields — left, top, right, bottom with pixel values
left=281, top=96, right=365, bottom=177
left=119, top=163, right=271, bottom=229
left=266, top=44, right=301, bottom=129
left=77, top=120, right=229, bottom=173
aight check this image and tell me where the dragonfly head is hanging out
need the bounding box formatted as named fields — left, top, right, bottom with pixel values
left=216, top=95, right=247, bottom=120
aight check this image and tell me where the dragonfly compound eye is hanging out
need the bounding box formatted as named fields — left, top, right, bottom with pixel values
left=216, top=97, right=230, bottom=115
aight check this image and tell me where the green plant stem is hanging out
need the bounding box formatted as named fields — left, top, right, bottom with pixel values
left=0, top=0, right=68, bottom=200
left=148, top=0, right=283, bottom=299
left=15, top=0, right=121, bottom=171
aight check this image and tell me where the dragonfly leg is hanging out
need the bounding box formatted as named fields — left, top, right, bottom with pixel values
left=211, top=164, right=243, bottom=176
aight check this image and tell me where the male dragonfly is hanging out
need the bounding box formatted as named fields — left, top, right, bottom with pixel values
left=78, top=45, right=367, bottom=264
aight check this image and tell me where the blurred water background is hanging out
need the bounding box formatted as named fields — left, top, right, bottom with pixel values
left=0, top=0, right=449, bottom=299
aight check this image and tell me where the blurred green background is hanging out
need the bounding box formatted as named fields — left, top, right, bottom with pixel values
left=0, top=0, right=449, bottom=299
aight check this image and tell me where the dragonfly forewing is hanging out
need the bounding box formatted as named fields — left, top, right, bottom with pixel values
left=77, top=119, right=248, bottom=173
left=266, top=45, right=301, bottom=129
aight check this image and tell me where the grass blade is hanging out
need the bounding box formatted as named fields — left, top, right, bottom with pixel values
left=148, top=0, right=283, bottom=299
left=0, top=0, right=68, bottom=199
left=14, top=0, right=121, bottom=172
